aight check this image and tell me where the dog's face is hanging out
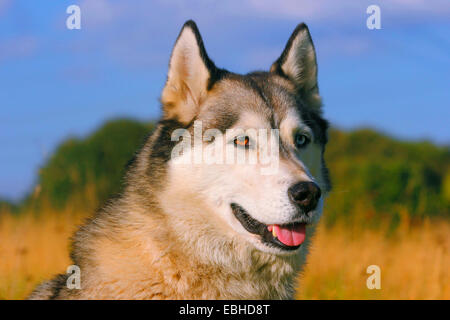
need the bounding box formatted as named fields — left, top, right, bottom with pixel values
left=158, top=21, right=330, bottom=255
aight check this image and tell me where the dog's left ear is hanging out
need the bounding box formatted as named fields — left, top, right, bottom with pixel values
left=161, top=20, right=219, bottom=124
left=270, top=23, right=321, bottom=109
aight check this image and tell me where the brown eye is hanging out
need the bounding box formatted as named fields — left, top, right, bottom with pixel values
left=234, top=136, right=250, bottom=147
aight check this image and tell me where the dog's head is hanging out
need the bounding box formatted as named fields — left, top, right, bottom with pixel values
left=155, top=21, right=330, bottom=255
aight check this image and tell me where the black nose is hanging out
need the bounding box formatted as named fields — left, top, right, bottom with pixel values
left=288, top=181, right=321, bottom=213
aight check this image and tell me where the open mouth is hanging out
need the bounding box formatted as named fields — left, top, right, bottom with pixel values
left=230, top=203, right=306, bottom=251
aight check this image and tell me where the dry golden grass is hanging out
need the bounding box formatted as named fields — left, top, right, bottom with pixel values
left=0, top=210, right=85, bottom=300
left=297, top=219, right=450, bottom=299
left=0, top=210, right=449, bottom=300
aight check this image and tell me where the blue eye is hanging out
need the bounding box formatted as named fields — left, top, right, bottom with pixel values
left=294, top=133, right=310, bottom=148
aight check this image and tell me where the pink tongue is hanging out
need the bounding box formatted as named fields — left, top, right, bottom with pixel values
left=273, top=224, right=306, bottom=246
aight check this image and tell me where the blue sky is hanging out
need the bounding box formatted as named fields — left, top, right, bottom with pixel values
left=1, top=0, right=449, bottom=200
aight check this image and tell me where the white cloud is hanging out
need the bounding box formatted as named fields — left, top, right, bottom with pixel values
left=0, top=36, right=38, bottom=62
left=243, top=0, right=450, bottom=21
left=79, top=0, right=125, bottom=27
left=59, top=0, right=450, bottom=69
left=78, top=0, right=450, bottom=30
left=0, top=0, right=11, bottom=16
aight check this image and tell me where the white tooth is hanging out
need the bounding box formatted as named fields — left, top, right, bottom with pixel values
left=272, top=227, right=277, bottom=238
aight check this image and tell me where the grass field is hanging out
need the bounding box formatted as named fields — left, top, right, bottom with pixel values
left=0, top=210, right=449, bottom=300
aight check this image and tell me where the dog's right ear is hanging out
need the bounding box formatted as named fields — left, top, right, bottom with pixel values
left=161, top=20, right=218, bottom=124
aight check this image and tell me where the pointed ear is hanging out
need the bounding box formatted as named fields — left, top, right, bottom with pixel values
left=161, top=20, right=218, bottom=124
left=270, top=23, right=321, bottom=109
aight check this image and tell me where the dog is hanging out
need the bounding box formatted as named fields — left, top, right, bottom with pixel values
left=29, top=20, right=330, bottom=300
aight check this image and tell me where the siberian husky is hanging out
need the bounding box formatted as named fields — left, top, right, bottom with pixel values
left=29, top=20, right=330, bottom=300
